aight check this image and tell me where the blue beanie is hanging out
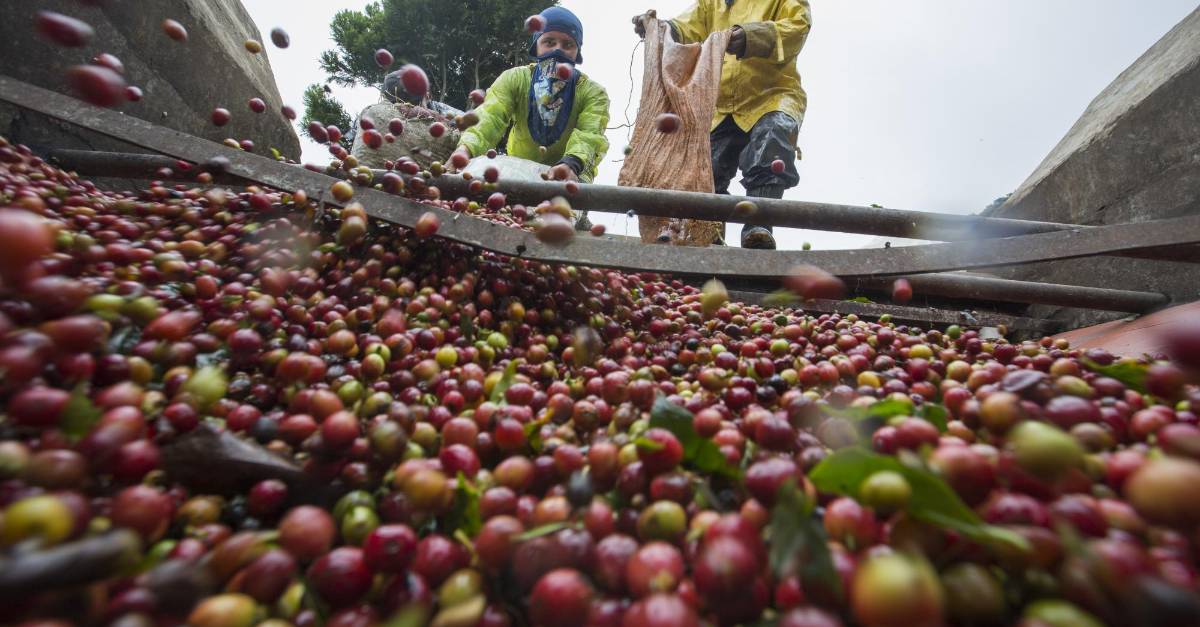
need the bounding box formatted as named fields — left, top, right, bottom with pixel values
left=528, top=6, right=584, bottom=64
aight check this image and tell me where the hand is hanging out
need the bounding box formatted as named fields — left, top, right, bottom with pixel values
left=726, top=26, right=746, bottom=56
left=632, top=11, right=656, bottom=38
left=550, top=163, right=579, bottom=182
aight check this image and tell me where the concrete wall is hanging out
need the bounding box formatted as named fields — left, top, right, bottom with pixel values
left=0, top=0, right=299, bottom=164
left=983, top=7, right=1200, bottom=329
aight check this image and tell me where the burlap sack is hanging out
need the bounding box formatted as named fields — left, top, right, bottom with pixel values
left=619, top=17, right=729, bottom=247
left=351, top=102, right=461, bottom=170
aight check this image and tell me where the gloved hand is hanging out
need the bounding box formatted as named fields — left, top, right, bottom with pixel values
left=726, top=26, right=746, bottom=56
left=632, top=11, right=656, bottom=38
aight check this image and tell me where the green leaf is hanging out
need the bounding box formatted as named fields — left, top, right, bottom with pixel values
left=514, top=522, right=570, bottom=542
left=459, top=311, right=476, bottom=343
left=61, top=386, right=102, bottom=442
left=1081, top=358, right=1148, bottom=393
left=444, top=472, right=481, bottom=537
left=270, top=147, right=283, bottom=161
left=768, top=480, right=839, bottom=601
left=919, top=403, right=949, bottom=433
left=489, top=360, right=519, bottom=405
left=824, top=397, right=913, bottom=422
left=848, top=296, right=875, bottom=304
left=809, top=448, right=1029, bottom=553
left=649, top=396, right=741, bottom=480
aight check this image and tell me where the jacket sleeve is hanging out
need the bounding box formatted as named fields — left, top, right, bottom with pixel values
left=740, top=0, right=811, bottom=63
left=457, top=68, right=522, bottom=157
left=669, top=1, right=711, bottom=44
left=564, top=81, right=611, bottom=183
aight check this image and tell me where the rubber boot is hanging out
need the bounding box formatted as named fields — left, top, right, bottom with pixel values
left=741, top=184, right=786, bottom=249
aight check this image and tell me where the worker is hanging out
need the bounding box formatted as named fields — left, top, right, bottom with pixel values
left=634, top=1, right=811, bottom=249
left=453, top=6, right=611, bottom=191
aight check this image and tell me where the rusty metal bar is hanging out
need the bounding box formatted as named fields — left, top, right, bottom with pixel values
left=46, top=150, right=1171, bottom=314
left=32, top=147, right=1104, bottom=239
left=727, top=291, right=1062, bottom=335
left=44, top=147, right=1199, bottom=265
left=853, top=273, right=1168, bottom=313
left=4, top=76, right=1195, bottom=297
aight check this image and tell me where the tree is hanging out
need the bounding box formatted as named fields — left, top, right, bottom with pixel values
left=301, top=84, right=353, bottom=149
left=315, top=0, right=557, bottom=111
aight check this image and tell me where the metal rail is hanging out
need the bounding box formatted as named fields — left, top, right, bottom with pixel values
left=1, top=76, right=1186, bottom=314
left=727, top=291, right=1063, bottom=335
left=41, top=148, right=1199, bottom=266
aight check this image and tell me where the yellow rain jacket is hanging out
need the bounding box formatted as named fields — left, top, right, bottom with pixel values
left=670, top=0, right=811, bottom=132
left=457, top=65, right=611, bottom=183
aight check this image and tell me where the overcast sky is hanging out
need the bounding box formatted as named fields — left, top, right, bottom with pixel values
left=241, top=0, right=1197, bottom=250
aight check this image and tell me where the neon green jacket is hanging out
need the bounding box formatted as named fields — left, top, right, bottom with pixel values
left=457, top=65, right=610, bottom=183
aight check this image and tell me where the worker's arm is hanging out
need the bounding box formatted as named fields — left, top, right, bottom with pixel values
left=562, top=81, right=611, bottom=183
left=669, top=2, right=712, bottom=44
left=457, top=68, right=521, bottom=158
left=736, top=0, right=811, bottom=62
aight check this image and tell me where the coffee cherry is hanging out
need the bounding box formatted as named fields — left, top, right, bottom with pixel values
left=67, top=65, right=127, bottom=107
left=270, top=27, right=290, bottom=48
left=36, top=11, right=95, bottom=47
left=375, top=48, right=394, bottom=68
left=655, top=113, right=681, bottom=134
left=162, top=19, right=188, bottom=42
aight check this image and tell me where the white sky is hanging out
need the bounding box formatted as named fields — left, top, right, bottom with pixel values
left=241, top=0, right=1197, bottom=250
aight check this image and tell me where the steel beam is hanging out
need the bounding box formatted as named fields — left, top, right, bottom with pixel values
left=850, top=273, right=1168, bottom=313
left=3, top=76, right=1193, bottom=299
left=727, top=291, right=1062, bottom=335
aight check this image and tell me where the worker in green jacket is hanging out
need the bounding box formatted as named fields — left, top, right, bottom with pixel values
left=454, top=7, right=611, bottom=189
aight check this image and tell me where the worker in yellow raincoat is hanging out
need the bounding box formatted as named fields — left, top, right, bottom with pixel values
left=634, top=1, right=811, bottom=249
left=455, top=7, right=611, bottom=193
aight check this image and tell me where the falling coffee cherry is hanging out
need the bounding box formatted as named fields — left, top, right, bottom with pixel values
left=326, top=126, right=342, bottom=144
left=36, top=11, right=94, bottom=48
left=307, top=121, right=329, bottom=143
left=247, top=98, right=266, bottom=113
left=414, top=212, right=440, bottom=238
left=270, top=27, right=290, bottom=49
left=161, top=19, right=188, bottom=42
left=375, top=49, right=394, bottom=68
left=771, top=159, right=786, bottom=174
left=469, top=89, right=486, bottom=106
left=281, top=105, right=297, bottom=120
left=92, top=53, right=124, bottom=74
left=211, top=108, right=231, bottom=127
left=555, top=64, right=574, bottom=80
left=655, top=113, right=681, bottom=134
left=590, top=223, right=606, bottom=236
left=125, top=86, right=143, bottom=102
left=526, top=15, right=547, bottom=33
left=388, top=118, right=404, bottom=135
left=429, top=122, right=446, bottom=138
left=892, top=279, right=913, bottom=304
left=362, top=130, right=383, bottom=149
left=244, top=40, right=263, bottom=54
left=783, top=264, right=845, bottom=301
left=734, top=200, right=758, bottom=218
left=67, top=65, right=127, bottom=108
left=398, top=64, right=429, bottom=97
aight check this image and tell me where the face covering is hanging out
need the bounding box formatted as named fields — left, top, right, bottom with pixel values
left=527, top=49, right=578, bottom=148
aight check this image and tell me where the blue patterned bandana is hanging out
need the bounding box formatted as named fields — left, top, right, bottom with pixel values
left=527, top=49, right=578, bottom=148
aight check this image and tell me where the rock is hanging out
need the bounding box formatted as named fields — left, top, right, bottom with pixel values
left=982, top=7, right=1200, bottom=329
left=0, top=0, right=300, bottom=181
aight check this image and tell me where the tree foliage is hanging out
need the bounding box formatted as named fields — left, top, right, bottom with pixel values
left=301, top=84, right=353, bottom=149
left=317, top=0, right=558, bottom=110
